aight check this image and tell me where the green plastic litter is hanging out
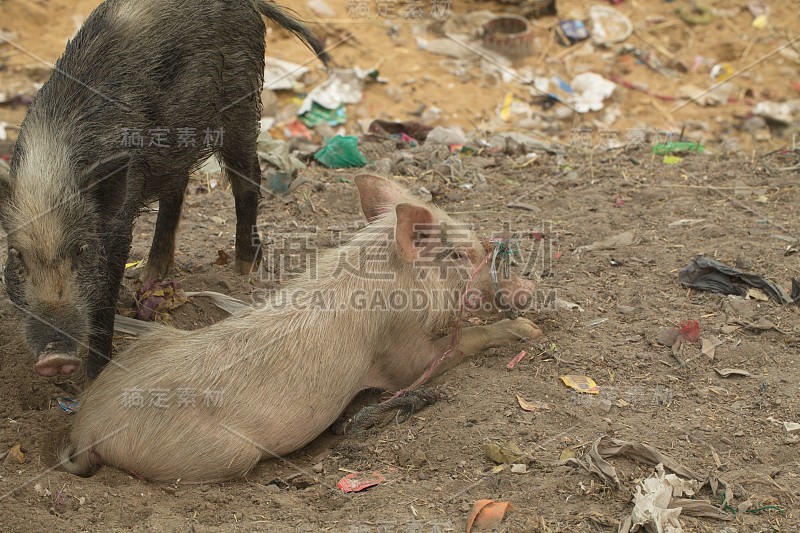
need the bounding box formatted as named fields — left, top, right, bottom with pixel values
left=299, top=102, right=347, bottom=127
left=652, top=141, right=704, bottom=155
left=314, top=136, right=367, bottom=169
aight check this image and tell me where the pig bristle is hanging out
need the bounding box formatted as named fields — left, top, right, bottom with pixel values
left=62, top=206, right=476, bottom=482
left=58, top=444, right=98, bottom=477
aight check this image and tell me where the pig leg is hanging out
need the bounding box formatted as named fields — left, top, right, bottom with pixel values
left=352, top=319, right=541, bottom=431
left=219, top=124, right=262, bottom=274
left=428, top=318, right=542, bottom=378
left=140, top=193, right=185, bottom=281
left=86, top=215, right=137, bottom=379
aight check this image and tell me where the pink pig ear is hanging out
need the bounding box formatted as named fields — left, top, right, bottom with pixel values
left=395, top=203, right=435, bottom=263
left=354, top=174, right=412, bottom=222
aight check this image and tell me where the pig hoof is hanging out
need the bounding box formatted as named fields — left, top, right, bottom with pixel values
left=350, top=388, right=441, bottom=433
left=34, top=353, right=82, bottom=377
left=139, top=262, right=172, bottom=282
left=498, top=318, right=542, bottom=341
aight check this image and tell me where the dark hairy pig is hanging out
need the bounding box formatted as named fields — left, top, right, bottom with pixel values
left=0, top=0, right=328, bottom=378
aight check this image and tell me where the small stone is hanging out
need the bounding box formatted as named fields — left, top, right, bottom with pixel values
left=510, top=464, right=528, bottom=474
left=413, top=450, right=428, bottom=467
left=312, top=462, right=324, bottom=473
left=616, top=305, right=635, bottom=314
left=784, top=422, right=800, bottom=434
left=597, top=399, right=612, bottom=413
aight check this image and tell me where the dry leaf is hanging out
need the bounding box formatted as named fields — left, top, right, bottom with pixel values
left=560, top=375, right=600, bottom=394
left=701, top=336, right=722, bottom=359
left=745, top=288, right=769, bottom=301
left=714, top=368, right=751, bottom=378
left=516, top=394, right=550, bottom=412
left=5, top=444, right=25, bottom=464
left=482, top=442, right=527, bottom=465
left=559, top=448, right=576, bottom=461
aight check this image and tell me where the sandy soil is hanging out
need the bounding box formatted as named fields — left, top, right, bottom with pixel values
left=1, top=0, right=799, bottom=532
left=1, top=142, right=799, bottom=531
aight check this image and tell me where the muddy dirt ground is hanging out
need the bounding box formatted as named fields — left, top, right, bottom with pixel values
left=2, top=0, right=800, bottom=531
left=1, top=141, right=799, bottom=531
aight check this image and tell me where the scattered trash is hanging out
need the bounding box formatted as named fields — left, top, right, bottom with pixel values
left=184, top=291, right=250, bottom=315
left=366, top=119, right=433, bottom=143
left=264, top=57, right=310, bottom=91
left=555, top=298, right=584, bottom=312
left=784, top=422, right=800, bottom=435
left=663, top=155, right=682, bottom=164
left=507, top=350, right=527, bottom=370
left=745, top=288, right=769, bottom=301
left=307, top=0, right=335, bottom=17
left=752, top=100, right=800, bottom=126
left=570, top=72, right=616, bottom=113
left=574, top=231, right=640, bottom=254
left=482, top=441, right=528, bottom=465
left=466, top=500, right=513, bottom=533
left=620, top=463, right=728, bottom=533
left=678, top=256, right=793, bottom=304
left=677, top=3, right=714, bottom=25
left=314, top=135, right=367, bottom=168
left=57, top=397, right=80, bottom=413
left=558, top=19, right=590, bottom=45
left=336, top=471, right=386, bottom=493
left=257, top=132, right=306, bottom=177
left=298, top=102, right=347, bottom=127
left=516, top=394, right=550, bottom=412
left=701, top=336, right=723, bottom=359
left=668, top=218, right=705, bottom=228
left=652, top=141, right=704, bottom=155
left=510, top=463, right=527, bottom=474
left=482, top=15, right=533, bottom=60
left=299, top=68, right=372, bottom=116
left=426, top=125, right=469, bottom=146
left=589, top=5, right=633, bottom=46
left=658, top=320, right=700, bottom=357
left=561, top=375, right=600, bottom=394
left=710, top=63, right=735, bottom=83
left=131, top=279, right=188, bottom=322
left=714, top=368, right=751, bottom=378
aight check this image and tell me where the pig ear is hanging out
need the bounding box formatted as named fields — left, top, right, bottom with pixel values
left=79, top=153, right=132, bottom=218
left=395, top=203, right=436, bottom=262
left=354, top=174, right=412, bottom=222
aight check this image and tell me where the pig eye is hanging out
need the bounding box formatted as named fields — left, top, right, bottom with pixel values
left=76, top=244, right=89, bottom=257
left=450, top=250, right=468, bottom=260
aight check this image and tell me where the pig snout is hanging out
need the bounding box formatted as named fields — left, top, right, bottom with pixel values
left=463, top=278, right=533, bottom=315
left=34, top=345, right=82, bottom=377
left=26, top=306, right=85, bottom=377
left=501, top=278, right=534, bottom=311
